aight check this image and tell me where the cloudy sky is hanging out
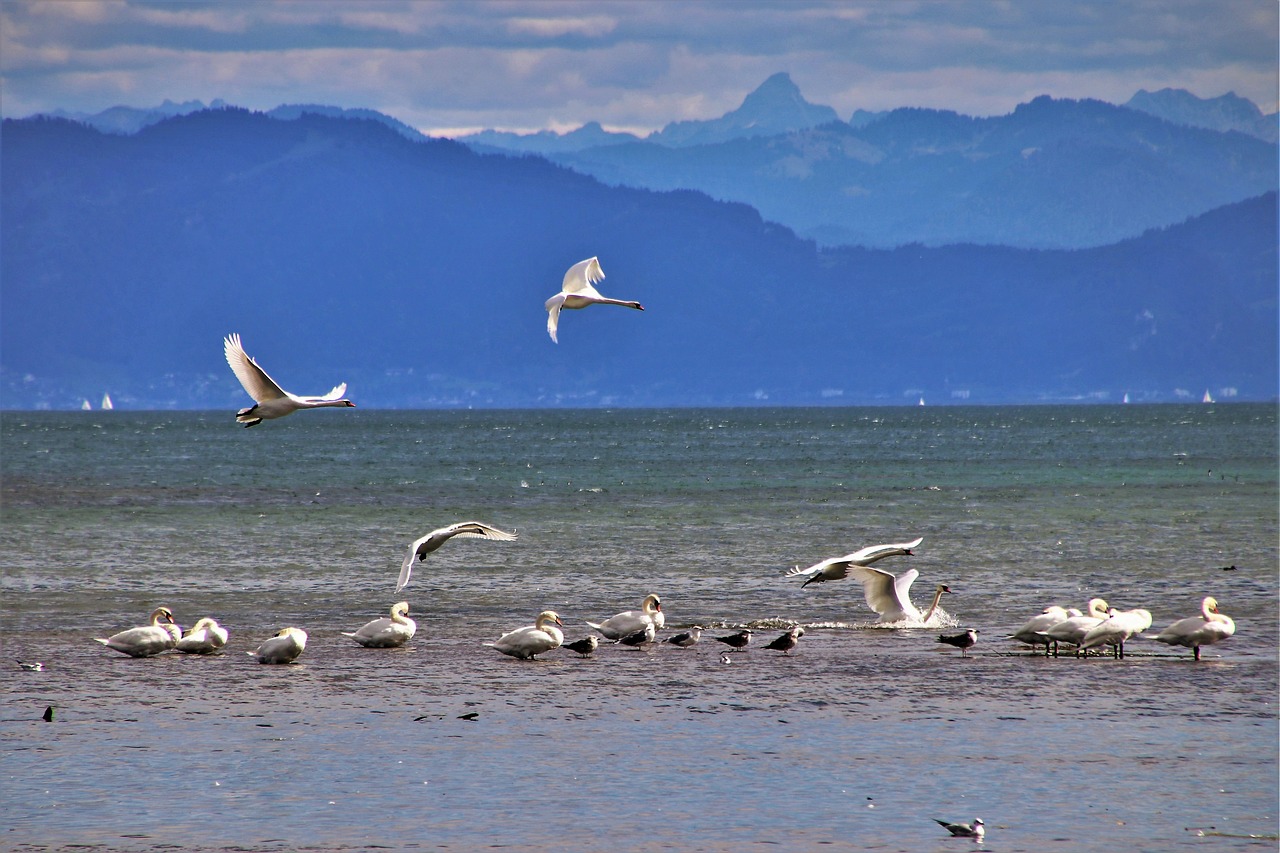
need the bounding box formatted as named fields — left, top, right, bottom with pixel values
left=2, top=0, right=1275, bottom=136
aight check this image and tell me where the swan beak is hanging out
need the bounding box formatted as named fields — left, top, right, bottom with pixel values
left=345, top=402, right=357, bottom=408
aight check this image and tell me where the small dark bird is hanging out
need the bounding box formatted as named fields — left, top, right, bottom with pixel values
left=934, top=817, right=984, bottom=838
left=457, top=712, right=479, bottom=721
left=42, top=705, right=55, bottom=722
left=17, top=659, right=44, bottom=672
left=666, top=626, right=702, bottom=648
left=937, top=628, right=979, bottom=656
left=618, top=623, right=656, bottom=648
left=764, top=626, right=804, bottom=654
left=713, top=629, right=752, bottom=651
left=562, top=636, right=600, bottom=657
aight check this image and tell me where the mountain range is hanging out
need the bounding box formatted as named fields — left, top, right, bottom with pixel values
left=2, top=109, right=1274, bottom=410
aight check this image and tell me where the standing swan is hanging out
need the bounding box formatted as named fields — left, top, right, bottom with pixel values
left=94, top=607, right=178, bottom=657
left=223, top=333, right=355, bottom=427
left=1154, top=596, right=1236, bottom=660
left=486, top=610, right=564, bottom=660
left=846, top=564, right=952, bottom=625
left=342, top=602, right=417, bottom=648
left=1039, top=598, right=1110, bottom=656
left=175, top=617, right=229, bottom=654
left=786, top=537, right=923, bottom=587
left=1008, top=605, right=1078, bottom=654
left=586, top=593, right=664, bottom=639
left=397, top=521, right=518, bottom=593
left=545, top=257, right=644, bottom=343
left=248, top=627, right=308, bottom=664
left=1080, top=607, right=1152, bottom=659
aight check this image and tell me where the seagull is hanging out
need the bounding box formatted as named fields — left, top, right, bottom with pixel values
left=934, top=818, right=984, bottom=839
left=666, top=626, right=702, bottom=648
left=713, top=629, right=752, bottom=651
left=562, top=636, right=600, bottom=657
left=544, top=256, right=644, bottom=343
left=846, top=563, right=952, bottom=625
left=486, top=610, right=564, bottom=660
left=396, top=521, right=517, bottom=593
left=618, top=622, right=657, bottom=648
left=94, top=607, right=178, bottom=658
left=248, top=627, right=308, bottom=664
left=785, top=537, right=923, bottom=587
left=175, top=617, right=230, bottom=654
left=17, top=660, right=44, bottom=672
left=586, top=593, right=664, bottom=639
left=764, top=626, right=804, bottom=654
left=1154, top=596, right=1236, bottom=660
left=937, top=628, right=979, bottom=656
left=341, top=602, right=416, bottom=648
left=719, top=653, right=733, bottom=665
left=223, top=333, right=355, bottom=428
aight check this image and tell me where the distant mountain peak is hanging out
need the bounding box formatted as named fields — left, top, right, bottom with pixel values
left=1125, top=88, right=1276, bottom=143
left=650, top=72, right=839, bottom=147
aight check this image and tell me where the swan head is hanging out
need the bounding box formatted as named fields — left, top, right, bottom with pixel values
left=643, top=593, right=662, bottom=612
left=1203, top=596, right=1220, bottom=614
left=936, top=584, right=953, bottom=595
left=151, top=607, right=176, bottom=625
left=535, top=610, right=563, bottom=629
left=1086, top=597, right=1109, bottom=614
left=391, top=601, right=410, bottom=618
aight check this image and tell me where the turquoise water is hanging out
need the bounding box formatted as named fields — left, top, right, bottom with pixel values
left=2, top=405, right=1277, bottom=851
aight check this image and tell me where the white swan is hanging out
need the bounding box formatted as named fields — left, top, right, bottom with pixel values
left=786, top=537, right=923, bottom=587
left=846, top=565, right=951, bottom=625
left=342, top=602, right=416, bottom=648
left=586, top=593, right=664, bottom=639
left=94, top=607, right=178, bottom=657
left=545, top=257, right=643, bottom=343
left=248, top=627, right=308, bottom=664
left=223, top=333, right=355, bottom=427
left=175, top=617, right=229, bottom=654
left=1080, top=607, right=1152, bottom=658
left=486, top=610, right=564, bottom=660
left=1154, top=596, right=1236, bottom=660
left=1008, top=605, right=1077, bottom=653
left=397, top=521, right=518, bottom=593
left=1039, top=598, right=1110, bottom=655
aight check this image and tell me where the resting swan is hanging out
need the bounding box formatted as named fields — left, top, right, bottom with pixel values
left=1154, top=596, right=1236, bottom=660
left=1039, top=598, right=1109, bottom=656
left=248, top=627, right=308, bottom=664
left=846, top=565, right=952, bottom=625
left=223, top=333, right=355, bottom=427
left=786, top=537, right=923, bottom=587
left=94, top=607, right=178, bottom=657
left=342, top=602, right=416, bottom=648
left=487, top=610, right=564, bottom=660
left=545, top=257, right=643, bottom=343
left=586, top=593, right=664, bottom=639
left=1080, top=607, right=1152, bottom=659
left=396, top=521, right=517, bottom=593
left=175, top=617, right=229, bottom=654
left=1008, top=605, right=1079, bottom=654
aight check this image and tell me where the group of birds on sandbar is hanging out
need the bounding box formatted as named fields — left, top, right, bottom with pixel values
left=92, top=606, right=306, bottom=663
left=1007, top=595, right=1236, bottom=660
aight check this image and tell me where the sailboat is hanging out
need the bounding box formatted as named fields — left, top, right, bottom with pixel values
left=1202, top=389, right=1214, bottom=404
left=101, top=393, right=114, bottom=410
left=1122, top=393, right=1130, bottom=404
left=81, top=399, right=92, bottom=410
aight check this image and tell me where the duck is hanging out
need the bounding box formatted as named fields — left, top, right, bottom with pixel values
left=846, top=565, right=952, bottom=625
left=666, top=626, right=702, bottom=648
left=1154, top=596, right=1236, bottom=660
left=586, top=593, right=664, bottom=639
left=934, top=818, right=984, bottom=839
left=94, top=607, right=178, bottom=657
left=396, top=521, right=517, bottom=593
left=248, top=627, right=308, bottom=664
left=545, top=257, right=644, bottom=343
left=223, top=333, right=355, bottom=428
left=937, top=628, right=980, bottom=656
left=175, top=617, right=229, bottom=654
left=785, top=537, right=923, bottom=587
left=342, top=602, right=416, bottom=648
left=713, top=629, right=752, bottom=651
left=764, top=626, right=804, bottom=654
left=562, top=636, right=600, bottom=657
left=1080, top=607, right=1152, bottom=659
left=487, top=610, right=564, bottom=660
left=1038, top=598, right=1110, bottom=656
left=1008, top=605, right=1078, bottom=654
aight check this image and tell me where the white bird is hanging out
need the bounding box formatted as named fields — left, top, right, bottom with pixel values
left=544, top=257, right=644, bottom=343
left=586, top=593, right=664, bottom=639
left=94, top=607, right=178, bottom=658
left=1154, top=596, right=1236, bottom=660
left=846, top=565, right=952, bottom=625
left=397, top=521, right=518, bottom=593
left=342, top=602, right=416, bottom=648
left=1008, top=605, right=1078, bottom=654
left=786, top=537, right=923, bottom=587
left=1039, top=598, right=1110, bottom=656
left=934, top=818, right=984, bottom=839
left=223, top=333, right=355, bottom=428
left=248, top=627, right=308, bottom=664
left=175, top=617, right=229, bottom=654
left=486, top=610, right=564, bottom=660
left=1080, top=607, right=1152, bottom=659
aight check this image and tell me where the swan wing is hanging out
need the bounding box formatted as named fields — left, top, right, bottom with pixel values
left=545, top=293, right=565, bottom=342
left=315, top=382, right=348, bottom=402
left=561, top=257, right=605, bottom=296
left=224, top=333, right=289, bottom=403
left=847, top=537, right=924, bottom=565
left=848, top=566, right=916, bottom=617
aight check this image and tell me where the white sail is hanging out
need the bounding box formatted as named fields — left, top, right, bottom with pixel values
left=81, top=399, right=92, bottom=410
left=101, top=393, right=114, bottom=410
left=1202, top=389, right=1213, bottom=404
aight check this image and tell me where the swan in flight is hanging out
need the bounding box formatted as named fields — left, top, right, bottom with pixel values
left=175, top=617, right=229, bottom=654
left=223, top=333, right=355, bottom=428
left=937, top=628, right=979, bottom=657
left=786, top=537, right=923, bottom=587
left=847, top=565, right=951, bottom=625
left=1039, top=598, right=1110, bottom=656
left=397, top=521, right=517, bottom=593
left=486, top=610, right=564, bottom=660
left=764, top=626, right=804, bottom=654
left=94, top=607, right=178, bottom=657
left=545, top=257, right=644, bottom=343
left=248, top=627, right=308, bottom=664
left=342, top=602, right=416, bottom=648
left=1080, top=607, right=1152, bottom=659
left=1008, top=605, right=1079, bottom=654
left=1154, top=597, right=1236, bottom=660
left=934, top=818, right=984, bottom=839
left=586, top=593, right=664, bottom=639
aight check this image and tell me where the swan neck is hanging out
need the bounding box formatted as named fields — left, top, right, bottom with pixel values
left=922, top=588, right=944, bottom=622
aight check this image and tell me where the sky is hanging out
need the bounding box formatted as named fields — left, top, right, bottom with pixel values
left=2, top=0, right=1276, bottom=137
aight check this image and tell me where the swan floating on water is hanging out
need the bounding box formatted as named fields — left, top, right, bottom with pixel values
left=397, top=521, right=517, bottom=593
left=342, top=602, right=416, bottom=648
left=1154, top=596, right=1236, bottom=660
left=223, top=333, right=355, bottom=428
left=545, top=257, right=644, bottom=343
left=785, top=537, right=923, bottom=587
left=586, top=593, right=664, bottom=639
left=175, top=617, right=229, bottom=654
left=1080, top=607, right=1152, bottom=659
left=846, top=564, right=952, bottom=625
left=934, top=818, right=984, bottom=839
left=94, top=607, right=178, bottom=657
left=248, top=627, right=308, bottom=664
left=937, top=628, right=979, bottom=656
left=486, top=610, right=564, bottom=660
left=764, top=626, right=804, bottom=654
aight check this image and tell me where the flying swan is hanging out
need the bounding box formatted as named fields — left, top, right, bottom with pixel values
left=786, top=537, right=923, bottom=587
left=846, top=564, right=952, bottom=625
left=1154, top=596, right=1236, bottom=660
left=342, top=602, right=417, bottom=648
left=396, top=521, right=518, bottom=593
left=223, top=333, right=355, bottom=427
left=545, top=257, right=644, bottom=343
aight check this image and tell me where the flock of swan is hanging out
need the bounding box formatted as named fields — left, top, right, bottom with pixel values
left=1007, top=595, right=1236, bottom=660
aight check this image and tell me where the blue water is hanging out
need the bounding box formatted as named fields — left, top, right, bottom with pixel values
left=2, top=405, right=1277, bottom=851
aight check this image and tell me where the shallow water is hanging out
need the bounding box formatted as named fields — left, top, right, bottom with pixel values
left=2, top=405, right=1277, bottom=852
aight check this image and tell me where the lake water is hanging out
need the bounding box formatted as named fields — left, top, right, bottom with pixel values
left=2, top=405, right=1277, bottom=852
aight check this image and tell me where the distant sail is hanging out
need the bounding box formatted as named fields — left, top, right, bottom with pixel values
left=81, top=399, right=92, bottom=410
left=918, top=397, right=925, bottom=406
left=1202, top=389, right=1213, bottom=404
left=101, top=393, right=114, bottom=410
left=1122, top=393, right=1130, bottom=404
